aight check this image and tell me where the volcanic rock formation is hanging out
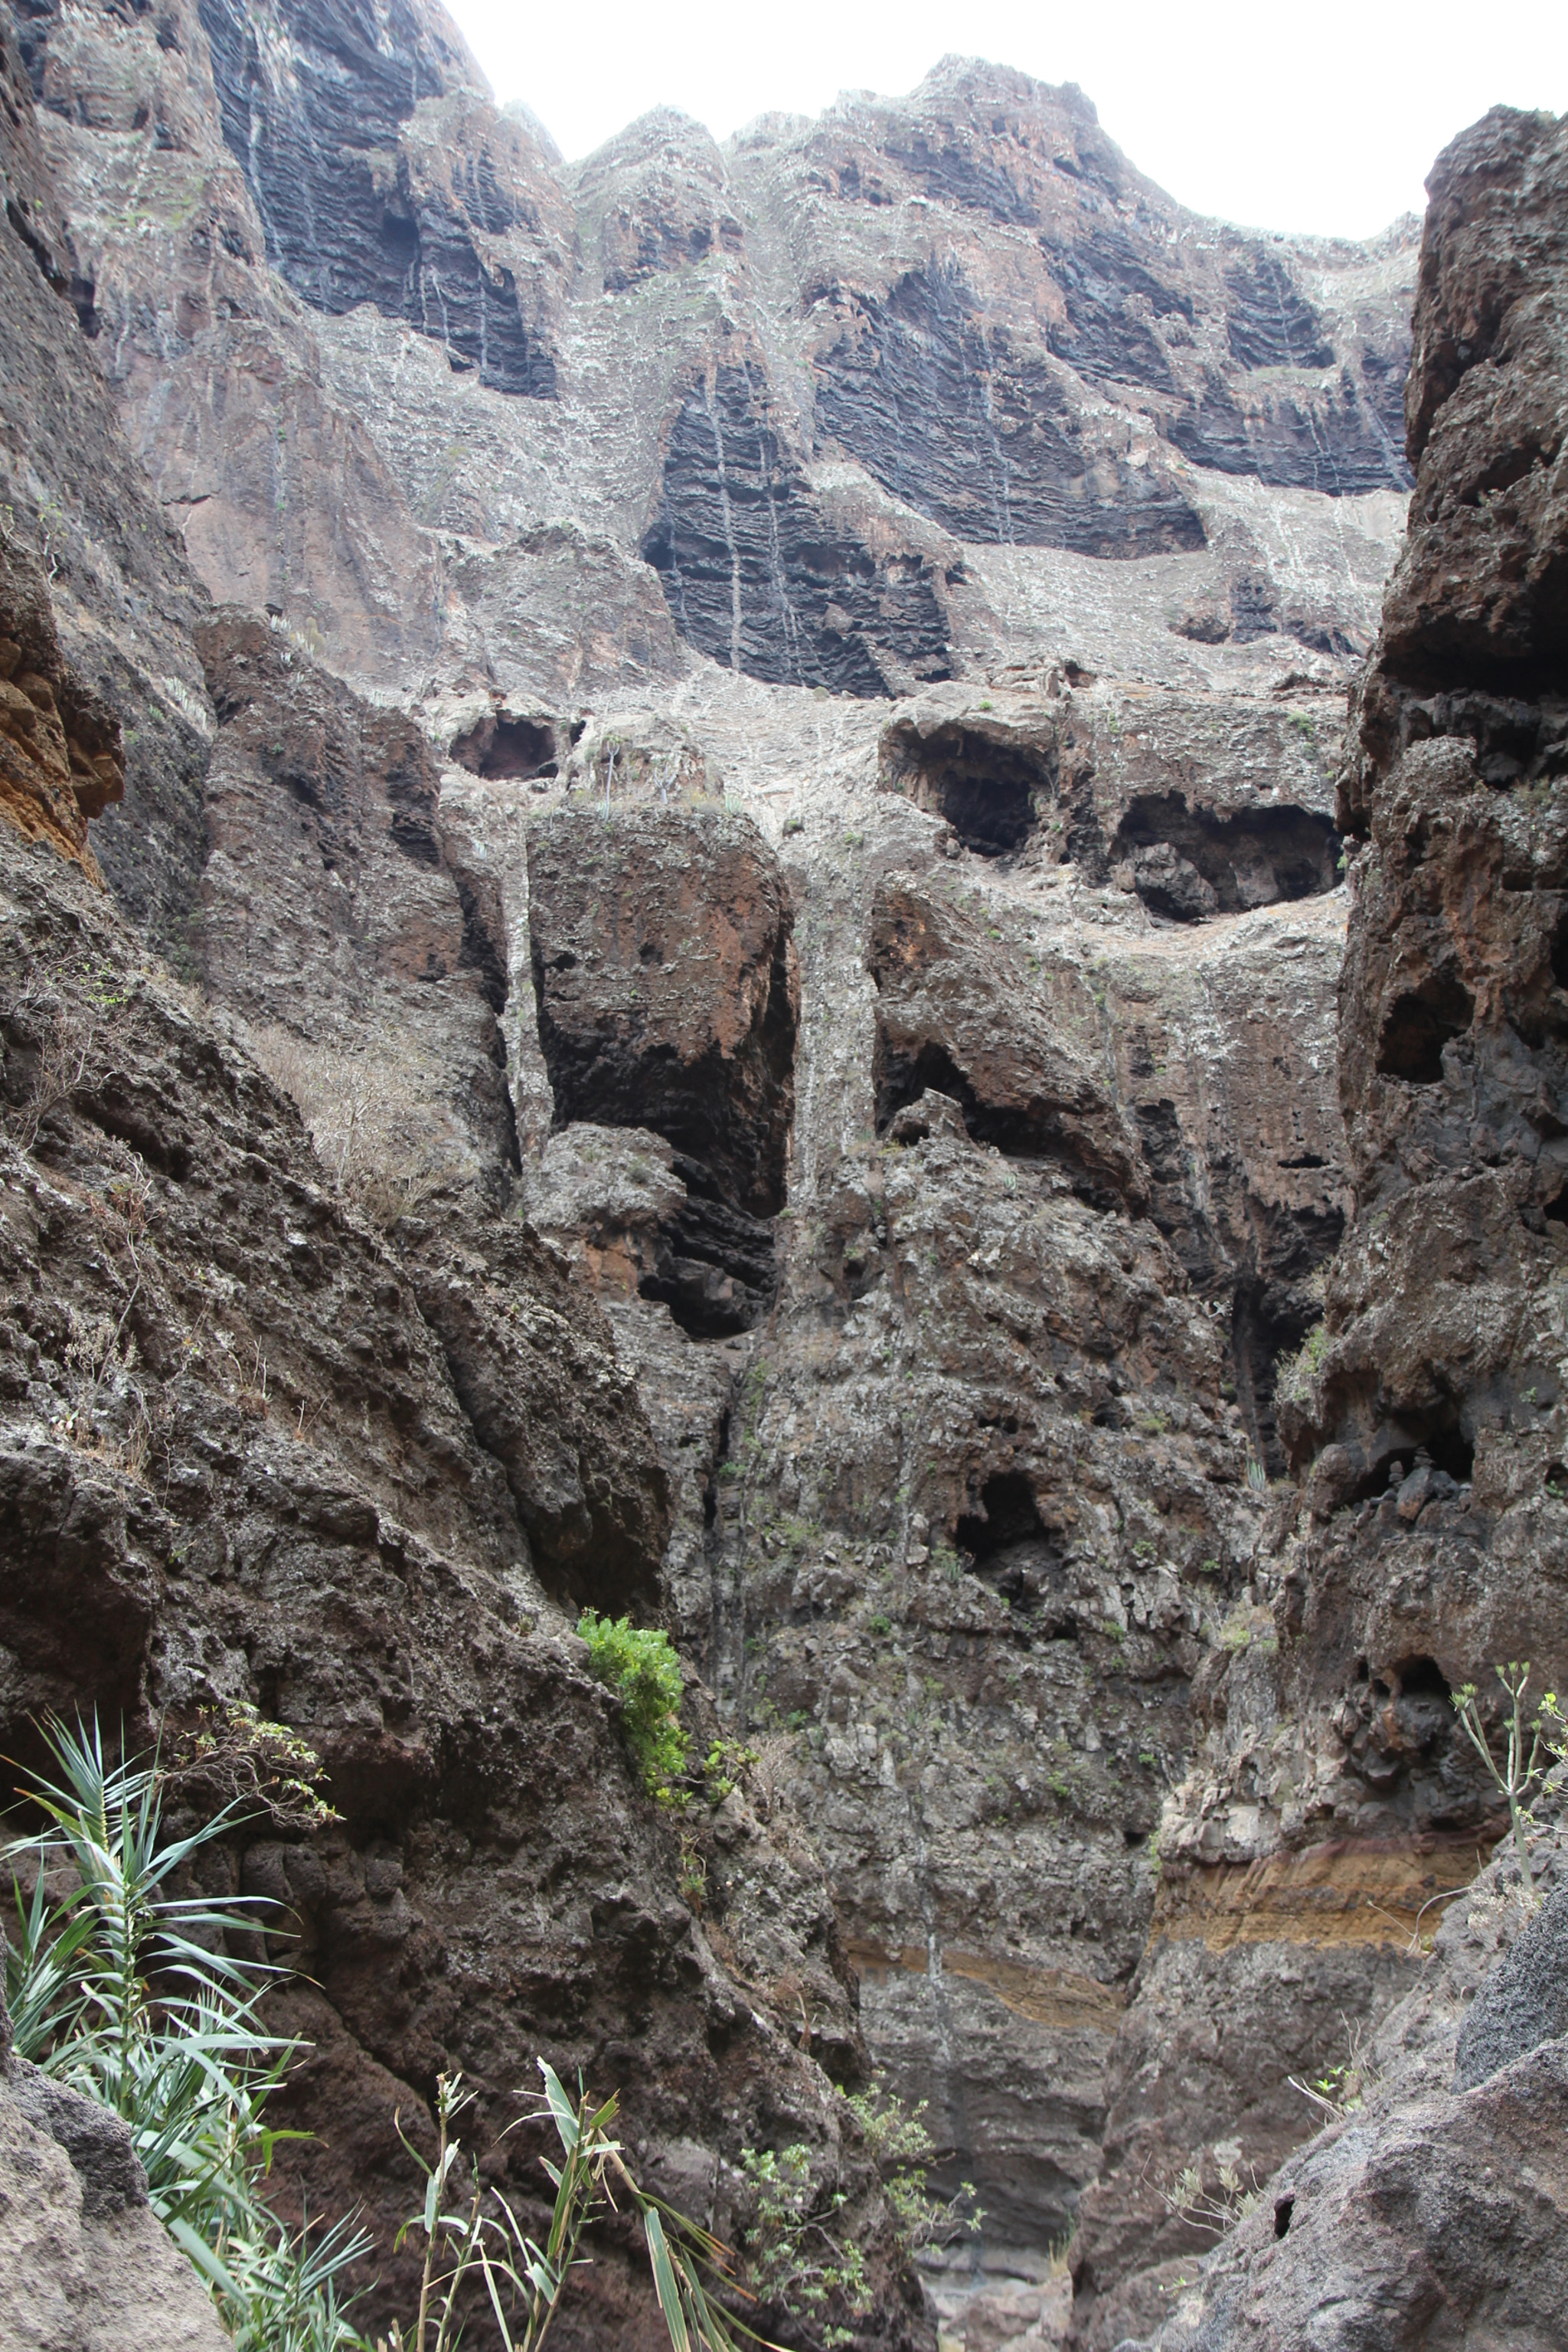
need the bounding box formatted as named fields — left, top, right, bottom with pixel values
left=4, top=0, right=1564, bottom=2344
left=1070, top=100, right=1568, bottom=2352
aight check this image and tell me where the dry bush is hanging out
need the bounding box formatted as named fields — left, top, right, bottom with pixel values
left=249, top=1025, right=447, bottom=1227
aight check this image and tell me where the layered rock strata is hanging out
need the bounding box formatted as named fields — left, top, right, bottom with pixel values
left=1, top=1, right=1517, bottom=2344
left=1067, top=101, right=1568, bottom=2352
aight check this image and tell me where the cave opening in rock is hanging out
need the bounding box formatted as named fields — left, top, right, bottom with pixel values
left=380, top=210, right=420, bottom=265
left=1423, top=1424, right=1475, bottom=1485
left=1111, top=792, right=1341, bottom=922
left=450, top=712, right=558, bottom=781
left=1550, top=905, right=1568, bottom=991
left=872, top=1037, right=1124, bottom=1207
left=1389, top=1654, right=1451, bottom=1700
left=1368, top=1419, right=1475, bottom=1498
left=882, top=720, right=1053, bottom=857
left=956, top=1473, right=1070, bottom=1624
left=1374, top=972, right=1475, bottom=1083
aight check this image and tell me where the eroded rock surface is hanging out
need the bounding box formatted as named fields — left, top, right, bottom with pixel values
left=11, top=3, right=1559, bottom=2345
left=1070, top=100, right=1568, bottom=2352
left=0, top=1984, right=229, bottom=2352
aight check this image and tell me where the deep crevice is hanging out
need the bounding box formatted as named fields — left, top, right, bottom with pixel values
left=637, top=1153, right=779, bottom=1338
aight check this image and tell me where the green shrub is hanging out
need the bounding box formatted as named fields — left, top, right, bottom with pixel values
left=3, top=1714, right=368, bottom=2349
left=740, top=2082, right=979, bottom=2344
left=1275, top=1321, right=1328, bottom=1406
left=577, top=1612, right=688, bottom=1798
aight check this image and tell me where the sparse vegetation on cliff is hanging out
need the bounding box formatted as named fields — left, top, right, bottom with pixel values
left=1452, top=1662, right=1568, bottom=1884
left=577, top=1610, right=689, bottom=1797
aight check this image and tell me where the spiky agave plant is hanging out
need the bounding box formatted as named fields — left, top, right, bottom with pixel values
left=3, top=1713, right=370, bottom=2351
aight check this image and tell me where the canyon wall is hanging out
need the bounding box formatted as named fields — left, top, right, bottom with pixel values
left=5, top=1, right=1561, bottom=2344
left=1081, top=100, right=1568, bottom=2352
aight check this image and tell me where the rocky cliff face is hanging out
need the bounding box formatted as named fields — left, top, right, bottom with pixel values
left=1075, top=100, right=1568, bottom=2352
left=5, top=0, right=1560, bottom=2344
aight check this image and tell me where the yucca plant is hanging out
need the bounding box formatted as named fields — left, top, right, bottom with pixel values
left=3, top=1713, right=370, bottom=2350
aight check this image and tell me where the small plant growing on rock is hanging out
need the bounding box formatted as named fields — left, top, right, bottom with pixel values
left=576, top=1611, right=688, bottom=1800
left=1287, top=2015, right=1370, bottom=2122
left=741, top=2083, right=976, bottom=2347
left=1274, top=1322, right=1328, bottom=1407
left=3, top=1713, right=369, bottom=2347
left=385, top=2064, right=755, bottom=2351
left=1451, top=1661, right=1568, bottom=1885
left=702, top=1737, right=760, bottom=1802
left=1158, top=2151, right=1261, bottom=2236
left=168, top=1698, right=341, bottom=1831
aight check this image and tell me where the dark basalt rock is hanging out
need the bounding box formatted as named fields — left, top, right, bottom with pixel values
left=528, top=807, right=799, bottom=1220
left=641, top=361, right=955, bottom=694
left=1223, top=250, right=1335, bottom=371
left=814, top=261, right=1207, bottom=557
left=1168, top=369, right=1413, bottom=495
left=637, top=1153, right=779, bottom=1338
left=1040, top=225, right=1192, bottom=392
left=197, top=0, right=560, bottom=394
left=1454, top=1883, right=1568, bottom=2089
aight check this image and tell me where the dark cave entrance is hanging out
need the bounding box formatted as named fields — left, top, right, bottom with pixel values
left=1551, top=905, right=1568, bottom=990
left=871, top=1037, right=1125, bottom=1209
left=881, top=720, right=1054, bottom=858
left=956, top=1473, right=1070, bottom=1626
left=1374, top=971, right=1475, bottom=1084
left=450, top=711, right=559, bottom=781
left=1109, top=792, right=1341, bottom=921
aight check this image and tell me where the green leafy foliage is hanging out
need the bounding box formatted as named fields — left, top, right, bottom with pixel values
left=384, top=2065, right=765, bottom=2352
left=701, top=1738, right=760, bottom=1804
left=577, top=1612, right=688, bottom=1798
left=3, top=1714, right=368, bottom=2349
left=740, top=2143, right=867, bottom=2347
left=741, top=2083, right=978, bottom=2347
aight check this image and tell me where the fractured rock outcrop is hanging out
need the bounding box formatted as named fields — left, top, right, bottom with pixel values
left=12, top=2, right=1548, bottom=2341
left=0, top=528, right=122, bottom=877
left=528, top=805, right=798, bottom=1210
left=1071, top=99, right=1568, bottom=2352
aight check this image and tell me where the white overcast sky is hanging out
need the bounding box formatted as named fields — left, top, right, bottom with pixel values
left=448, top=0, right=1567, bottom=240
